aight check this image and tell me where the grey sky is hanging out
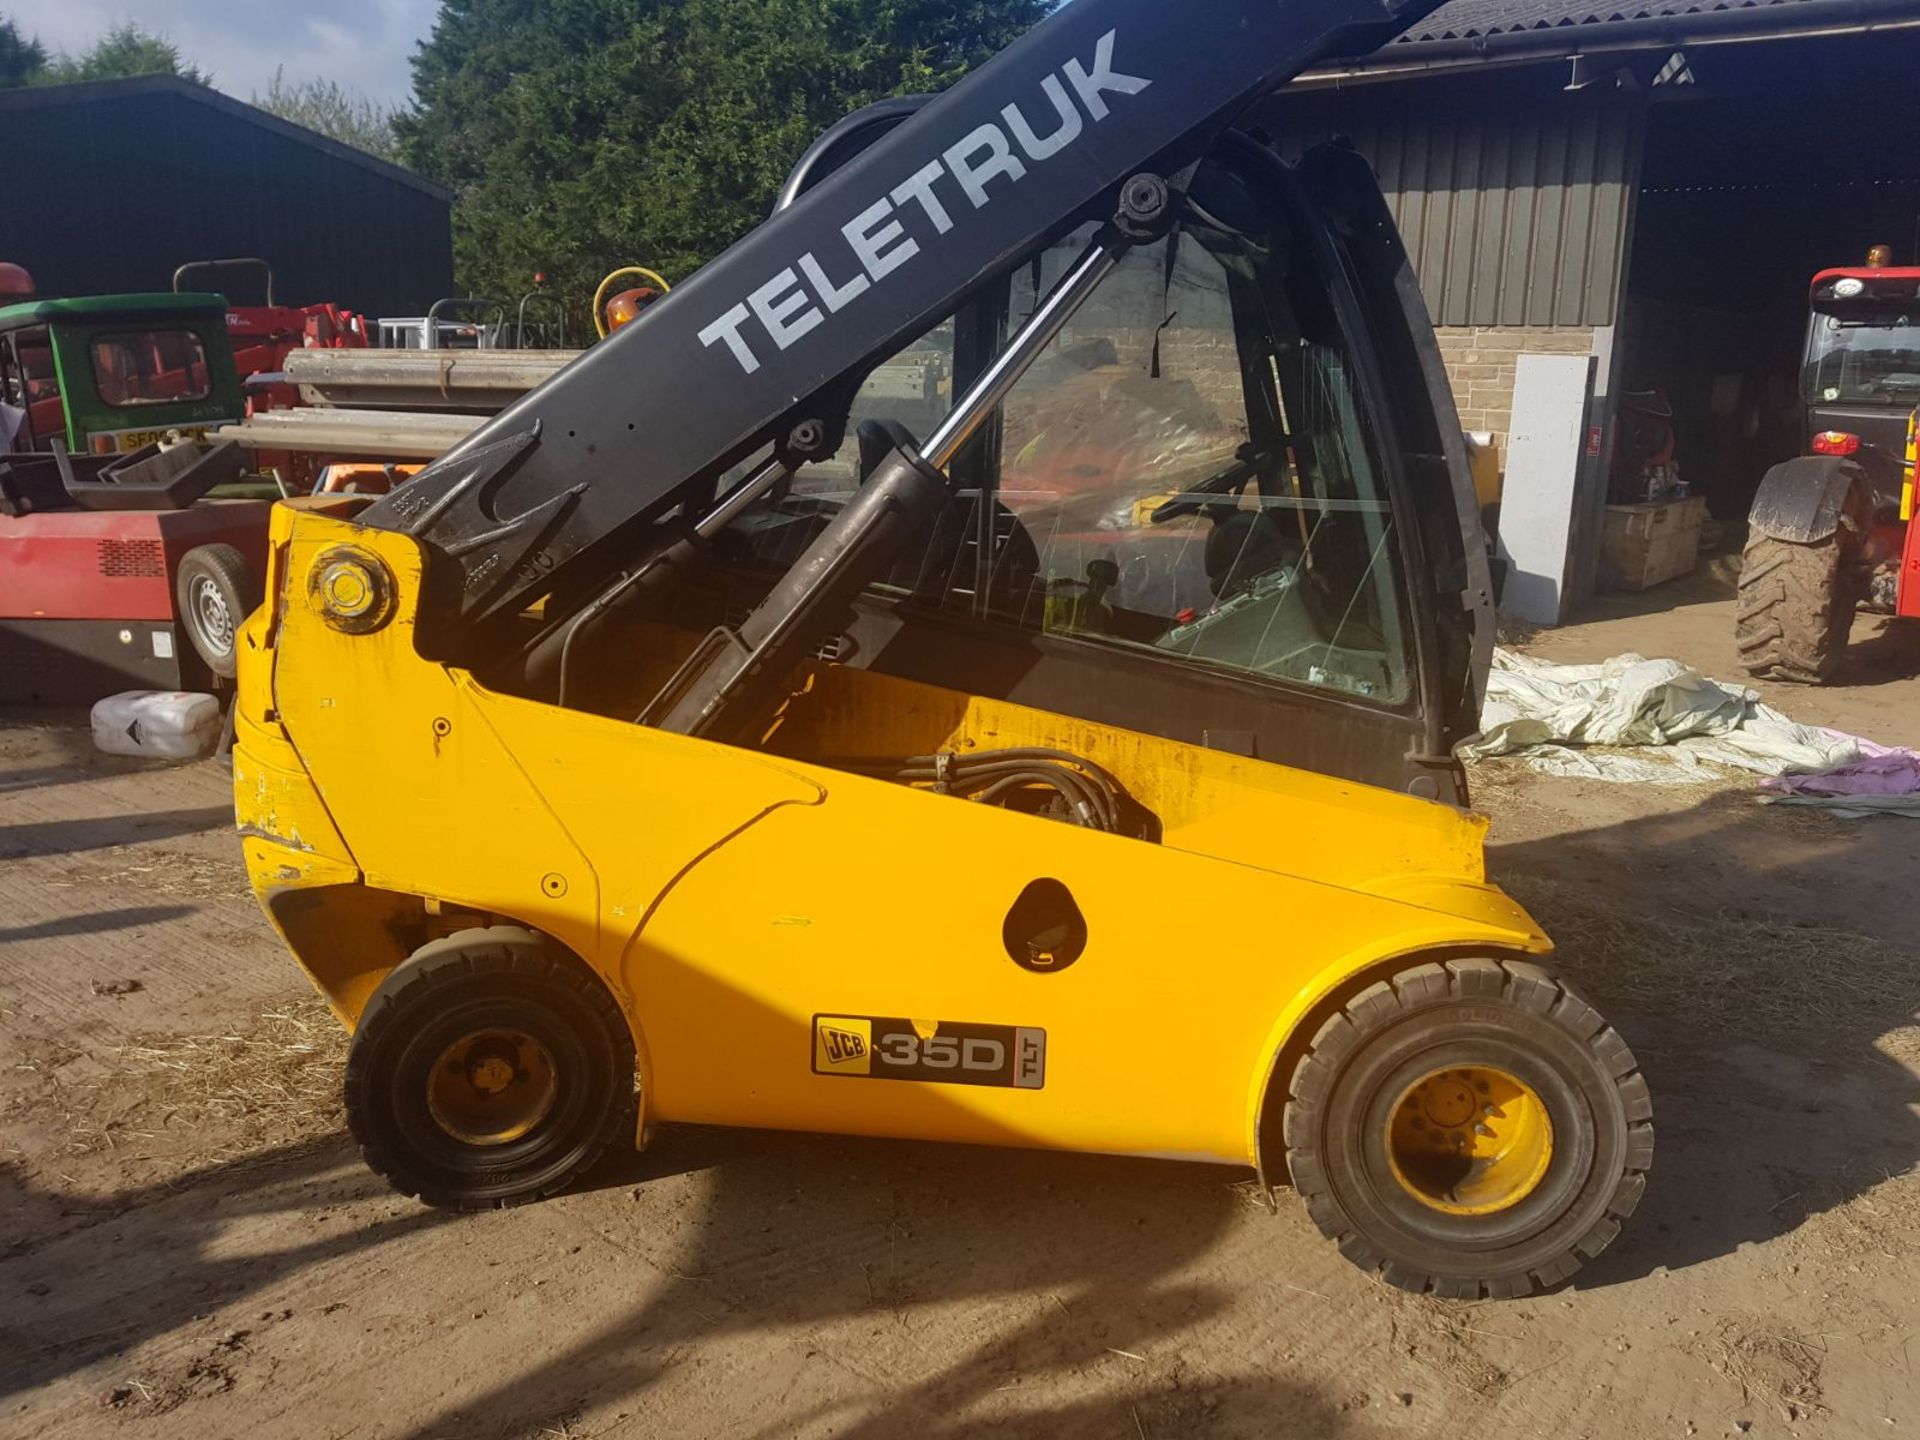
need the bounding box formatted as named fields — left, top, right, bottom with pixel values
left=6, top=0, right=442, bottom=106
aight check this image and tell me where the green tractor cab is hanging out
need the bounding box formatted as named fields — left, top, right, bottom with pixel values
left=0, top=292, right=244, bottom=458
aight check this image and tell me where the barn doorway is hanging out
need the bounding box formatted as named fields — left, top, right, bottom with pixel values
left=1620, top=30, right=1920, bottom=524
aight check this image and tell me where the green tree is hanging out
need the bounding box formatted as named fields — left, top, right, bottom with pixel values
left=43, top=22, right=208, bottom=85
left=0, top=15, right=47, bottom=87
left=254, top=66, right=400, bottom=161
left=400, top=0, right=1050, bottom=320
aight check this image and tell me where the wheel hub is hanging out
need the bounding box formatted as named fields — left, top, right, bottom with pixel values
left=193, top=576, right=234, bottom=655
left=426, top=1029, right=559, bottom=1147
left=1385, top=1065, right=1552, bottom=1216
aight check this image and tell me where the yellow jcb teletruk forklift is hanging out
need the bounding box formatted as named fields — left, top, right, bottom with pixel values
left=234, top=0, right=1652, bottom=1298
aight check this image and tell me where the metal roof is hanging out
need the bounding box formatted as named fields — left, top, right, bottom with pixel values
left=1392, top=0, right=1904, bottom=47
left=2, top=78, right=453, bottom=317
left=0, top=292, right=228, bottom=331
left=0, top=75, right=449, bottom=201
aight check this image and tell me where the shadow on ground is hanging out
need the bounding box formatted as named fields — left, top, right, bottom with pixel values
left=0, top=807, right=235, bottom=859
left=0, top=905, right=197, bottom=944
left=1487, top=783, right=1920, bottom=1290
left=1836, top=614, right=1920, bottom=686
left=404, top=1128, right=1373, bottom=1440
left=0, top=706, right=176, bottom=794
left=0, top=1142, right=449, bottom=1400
left=0, top=1127, right=1377, bottom=1439
left=1569, top=559, right=1739, bottom=623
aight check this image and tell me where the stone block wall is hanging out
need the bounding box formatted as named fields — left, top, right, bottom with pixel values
left=1434, top=325, right=1598, bottom=457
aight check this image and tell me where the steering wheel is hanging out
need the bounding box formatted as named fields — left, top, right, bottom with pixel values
left=1150, top=444, right=1265, bottom=524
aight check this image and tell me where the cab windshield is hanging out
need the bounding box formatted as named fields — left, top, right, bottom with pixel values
left=90, top=329, right=213, bottom=407
left=1806, top=310, right=1920, bottom=405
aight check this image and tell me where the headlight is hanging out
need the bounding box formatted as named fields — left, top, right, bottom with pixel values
left=1832, top=277, right=1867, bottom=299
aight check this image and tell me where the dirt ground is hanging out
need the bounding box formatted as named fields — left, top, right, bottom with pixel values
left=5, top=573, right=1920, bottom=1440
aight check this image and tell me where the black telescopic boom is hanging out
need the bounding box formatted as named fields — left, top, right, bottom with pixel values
left=361, top=0, right=1444, bottom=664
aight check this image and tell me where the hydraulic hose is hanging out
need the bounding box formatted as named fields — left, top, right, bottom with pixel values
left=829, top=747, right=1129, bottom=833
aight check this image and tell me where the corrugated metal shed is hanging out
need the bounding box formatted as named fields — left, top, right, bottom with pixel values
left=1283, top=0, right=1917, bottom=327
left=1395, top=0, right=1879, bottom=47
left=1263, top=80, right=1644, bottom=329
left=0, top=76, right=452, bottom=318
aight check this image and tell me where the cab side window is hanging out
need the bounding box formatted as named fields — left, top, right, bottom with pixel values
left=917, top=206, right=1413, bottom=706
left=993, top=229, right=1252, bottom=636
left=9, top=328, right=62, bottom=451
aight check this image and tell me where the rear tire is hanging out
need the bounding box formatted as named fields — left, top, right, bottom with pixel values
left=345, top=927, right=636, bottom=1209
left=1734, top=529, right=1860, bottom=685
left=1283, top=957, right=1652, bottom=1298
left=174, top=544, right=257, bottom=681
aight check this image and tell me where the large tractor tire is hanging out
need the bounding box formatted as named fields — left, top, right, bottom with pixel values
left=1284, top=957, right=1652, bottom=1299
left=345, top=927, right=636, bottom=1209
left=1734, top=529, right=1856, bottom=684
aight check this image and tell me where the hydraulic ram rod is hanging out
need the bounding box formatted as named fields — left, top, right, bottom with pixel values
left=544, top=454, right=791, bottom=706
left=923, top=238, right=1121, bottom=471
left=644, top=233, right=1127, bottom=740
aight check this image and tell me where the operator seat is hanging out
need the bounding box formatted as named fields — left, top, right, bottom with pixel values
left=1203, top=508, right=1302, bottom=598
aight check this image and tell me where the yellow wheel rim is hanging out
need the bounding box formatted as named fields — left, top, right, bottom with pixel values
left=426, top=1029, right=559, bottom=1147
left=1385, top=1065, right=1553, bottom=1216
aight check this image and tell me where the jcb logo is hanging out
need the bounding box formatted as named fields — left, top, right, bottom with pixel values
left=822, top=1027, right=866, bottom=1063
left=814, top=1017, right=873, bottom=1075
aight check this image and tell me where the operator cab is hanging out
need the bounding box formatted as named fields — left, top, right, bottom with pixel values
left=1803, top=265, right=1920, bottom=511
left=498, top=130, right=1487, bottom=803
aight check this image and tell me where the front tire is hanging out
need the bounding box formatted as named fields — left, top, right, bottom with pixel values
left=345, top=927, right=636, bottom=1209
left=1284, top=957, right=1652, bottom=1298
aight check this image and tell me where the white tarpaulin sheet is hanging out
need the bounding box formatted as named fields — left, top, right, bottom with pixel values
left=1462, top=650, right=1861, bottom=784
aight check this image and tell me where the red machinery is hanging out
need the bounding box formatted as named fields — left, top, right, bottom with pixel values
left=0, top=447, right=271, bottom=700
left=0, top=260, right=368, bottom=702
left=1736, top=253, right=1920, bottom=680
left=177, top=259, right=371, bottom=485
left=176, top=258, right=369, bottom=364
left=228, top=295, right=369, bottom=405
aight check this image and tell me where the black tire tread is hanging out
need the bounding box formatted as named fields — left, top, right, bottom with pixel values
left=1734, top=530, right=1853, bottom=684
left=345, top=926, right=635, bottom=1211
left=1284, top=957, right=1652, bottom=1299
